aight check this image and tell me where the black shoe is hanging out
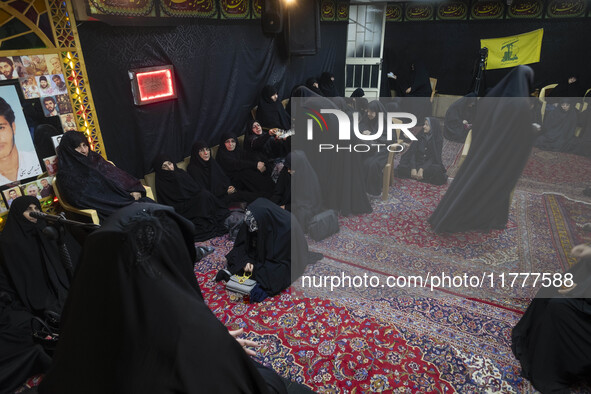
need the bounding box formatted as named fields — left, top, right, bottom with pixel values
left=195, top=245, right=215, bottom=261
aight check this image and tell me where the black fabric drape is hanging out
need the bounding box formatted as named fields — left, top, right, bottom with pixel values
left=443, top=93, right=477, bottom=142
left=77, top=22, right=347, bottom=178
left=511, top=257, right=591, bottom=393
left=225, top=198, right=316, bottom=297
left=429, top=65, right=538, bottom=233
left=153, top=154, right=229, bottom=241
left=39, top=203, right=280, bottom=394
left=56, top=131, right=151, bottom=221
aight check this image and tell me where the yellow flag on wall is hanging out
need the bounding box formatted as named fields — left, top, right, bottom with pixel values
left=481, top=29, right=544, bottom=70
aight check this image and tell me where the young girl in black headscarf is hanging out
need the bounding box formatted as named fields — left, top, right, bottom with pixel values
left=56, top=131, right=152, bottom=221
left=187, top=141, right=258, bottom=206
left=216, top=133, right=275, bottom=198
left=218, top=198, right=322, bottom=303
left=153, top=155, right=229, bottom=241
left=38, top=203, right=292, bottom=394
left=0, top=196, right=80, bottom=392
left=257, top=85, right=290, bottom=130
left=396, top=117, right=448, bottom=186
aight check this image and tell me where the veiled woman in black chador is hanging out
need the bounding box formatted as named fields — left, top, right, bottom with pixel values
left=429, top=65, right=539, bottom=233
left=244, top=119, right=290, bottom=163
left=153, top=154, right=229, bottom=241
left=443, top=93, right=477, bottom=142
left=0, top=196, right=80, bottom=392
left=56, top=131, right=152, bottom=221
left=256, top=85, right=290, bottom=131
left=39, top=203, right=291, bottom=394
left=215, top=132, right=274, bottom=198
left=219, top=198, right=322, bottom=303
left=535, top=98, right=578, bottom=152
left=396, top=117, right=448, bottom=186
left=187, top=141, right=258, bottom=206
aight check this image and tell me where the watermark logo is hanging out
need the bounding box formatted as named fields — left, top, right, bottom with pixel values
left=305, top=109, right=418, bottom=153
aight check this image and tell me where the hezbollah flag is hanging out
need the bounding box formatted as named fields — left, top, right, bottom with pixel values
left=481, top=29, right=543, bottom=70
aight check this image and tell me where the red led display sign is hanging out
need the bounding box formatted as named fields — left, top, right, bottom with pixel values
left=129, top=65, right=177, bottom=106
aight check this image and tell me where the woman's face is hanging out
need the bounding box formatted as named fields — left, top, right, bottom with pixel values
left=198, top=147, right=210, bottom=161
left=560, top=102, right=571, bottom=112
left=161, top=161, right=174, bottom=171
left=367, top=110, right=376, bottom=120
left=271, top=93, right=278, bottom=102
left=23, top=203, right=39, bottom=223
left=75, top=142, right=89, bottom=156
left=224, top=138, right=236, bottom=152
left=251, top=122, right=263, bottom=135
left=423, top=119, right=431, bottom=133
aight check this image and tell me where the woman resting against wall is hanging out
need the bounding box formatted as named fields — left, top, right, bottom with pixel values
left=257, top=85, right=291, bottom=131
left=512, top=243, right=591, bottom=392
left=187, top=141, right=259, bottom=207
left=153, top=155, right=229, bottom=241
left=216, top=133, right=275, bottom=199
left=38, top=203, right=301, bottom=394
left=56, top=131, right=152, bottom=221
left=0, top=196, right=80, bottom=392
left=395, top=117, right=448, bottom=186
left=216, top=198, right=322, bottom=303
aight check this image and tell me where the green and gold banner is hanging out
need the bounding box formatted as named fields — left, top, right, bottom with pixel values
left=88, top=0, right=155, bottom=17
left=546, top=0, right=586, bottom=17
left=386, top=3, right=403, bottom=22
left=405, top=3, right=434, bottom=21
left=470, top=0, right=505, bottom=19
left=160, top=0, right=218, bottom=18
left=336, top=1, right=349, bottom=21
left=321, top=0, right=336, bottom=21
left=507, top=0, right=543, bottom=18
left=220, top=0, right=249, bottom=19
left=252, top=0, right=262, bottom=19
left=437, top=0, right=468, bottom=20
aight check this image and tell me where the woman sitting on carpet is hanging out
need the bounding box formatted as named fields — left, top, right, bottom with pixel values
left=38, top=203, right=303, bottom=394
left=153, top=154, right=229, bottom=241
left=395, top=117, right=447, bottom=186
left=535, top=98, right=578, bottom=153
left=187, top=141, right=258, bottom=207
left=216, top=198, right=322, bottom=303
left=512, top=243, right=591, bottom=392
left=216, top=133, right=274, bottom=199
left=56, top=131, right=153, bottom=221
left=0, top=196, right=80, bottom=392
left=244, top=119, right=290, bottom=173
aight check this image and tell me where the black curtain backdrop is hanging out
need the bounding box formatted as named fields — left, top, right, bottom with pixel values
left=382, top=19, right=591, bottom=97
left=78, top=21, right=347, bottom=178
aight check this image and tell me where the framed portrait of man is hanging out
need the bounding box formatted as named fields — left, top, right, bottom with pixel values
left=43, top=155, right=58, bottom=175
left=41, top=95, right=60, bottom=117
left=21, top=180, right=43, bottom=200
left=2, top=186, right=23, bottom=207
left=0, top=86, right=43, bottom=186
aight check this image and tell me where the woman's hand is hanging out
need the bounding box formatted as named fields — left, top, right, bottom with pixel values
left=257, top=162, right=266, bottom=173
left=227, top=186, right=236, bottom=194
left=571, top=244, right=591, bottom=260
left=130, top=192, right=142, bottom=200
left=244, top=263, right=254, bottom=273
left=229, top=328, right=259, bottom=356
left=406, top=87, right=411, bottom=94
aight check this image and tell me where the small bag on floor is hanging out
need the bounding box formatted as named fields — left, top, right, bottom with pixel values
left=307, top=209, right=339, bottom=241
left=226, top=272, right=256, bottom=295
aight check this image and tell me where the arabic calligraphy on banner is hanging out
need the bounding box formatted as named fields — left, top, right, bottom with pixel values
left=89, top=0, right=155, bottom=16
left=160, top=0, right=218, bottom=17
left=508, top=0, right=543, bottom=18
left=386, top=3, right=403, bottom=21
left=436, top=0, right=468, bottom=20
left=546, top=0, right=586, bottom=17
left=321, top=0, right=336, bottom=21
left=470, top=0, right=504, bottom=19
left=336, top=1, right=349, bottom=21
left=405, top=3, right=434, bottom=21
left=220, top=0, right=248, bottom=19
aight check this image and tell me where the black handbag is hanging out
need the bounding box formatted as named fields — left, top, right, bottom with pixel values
left=307, top=209, right=339, bottom=241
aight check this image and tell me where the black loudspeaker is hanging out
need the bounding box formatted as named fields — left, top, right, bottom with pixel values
left=262, top=0, right=283, bottom=34
left=286, top=0, right=320, bottom=55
